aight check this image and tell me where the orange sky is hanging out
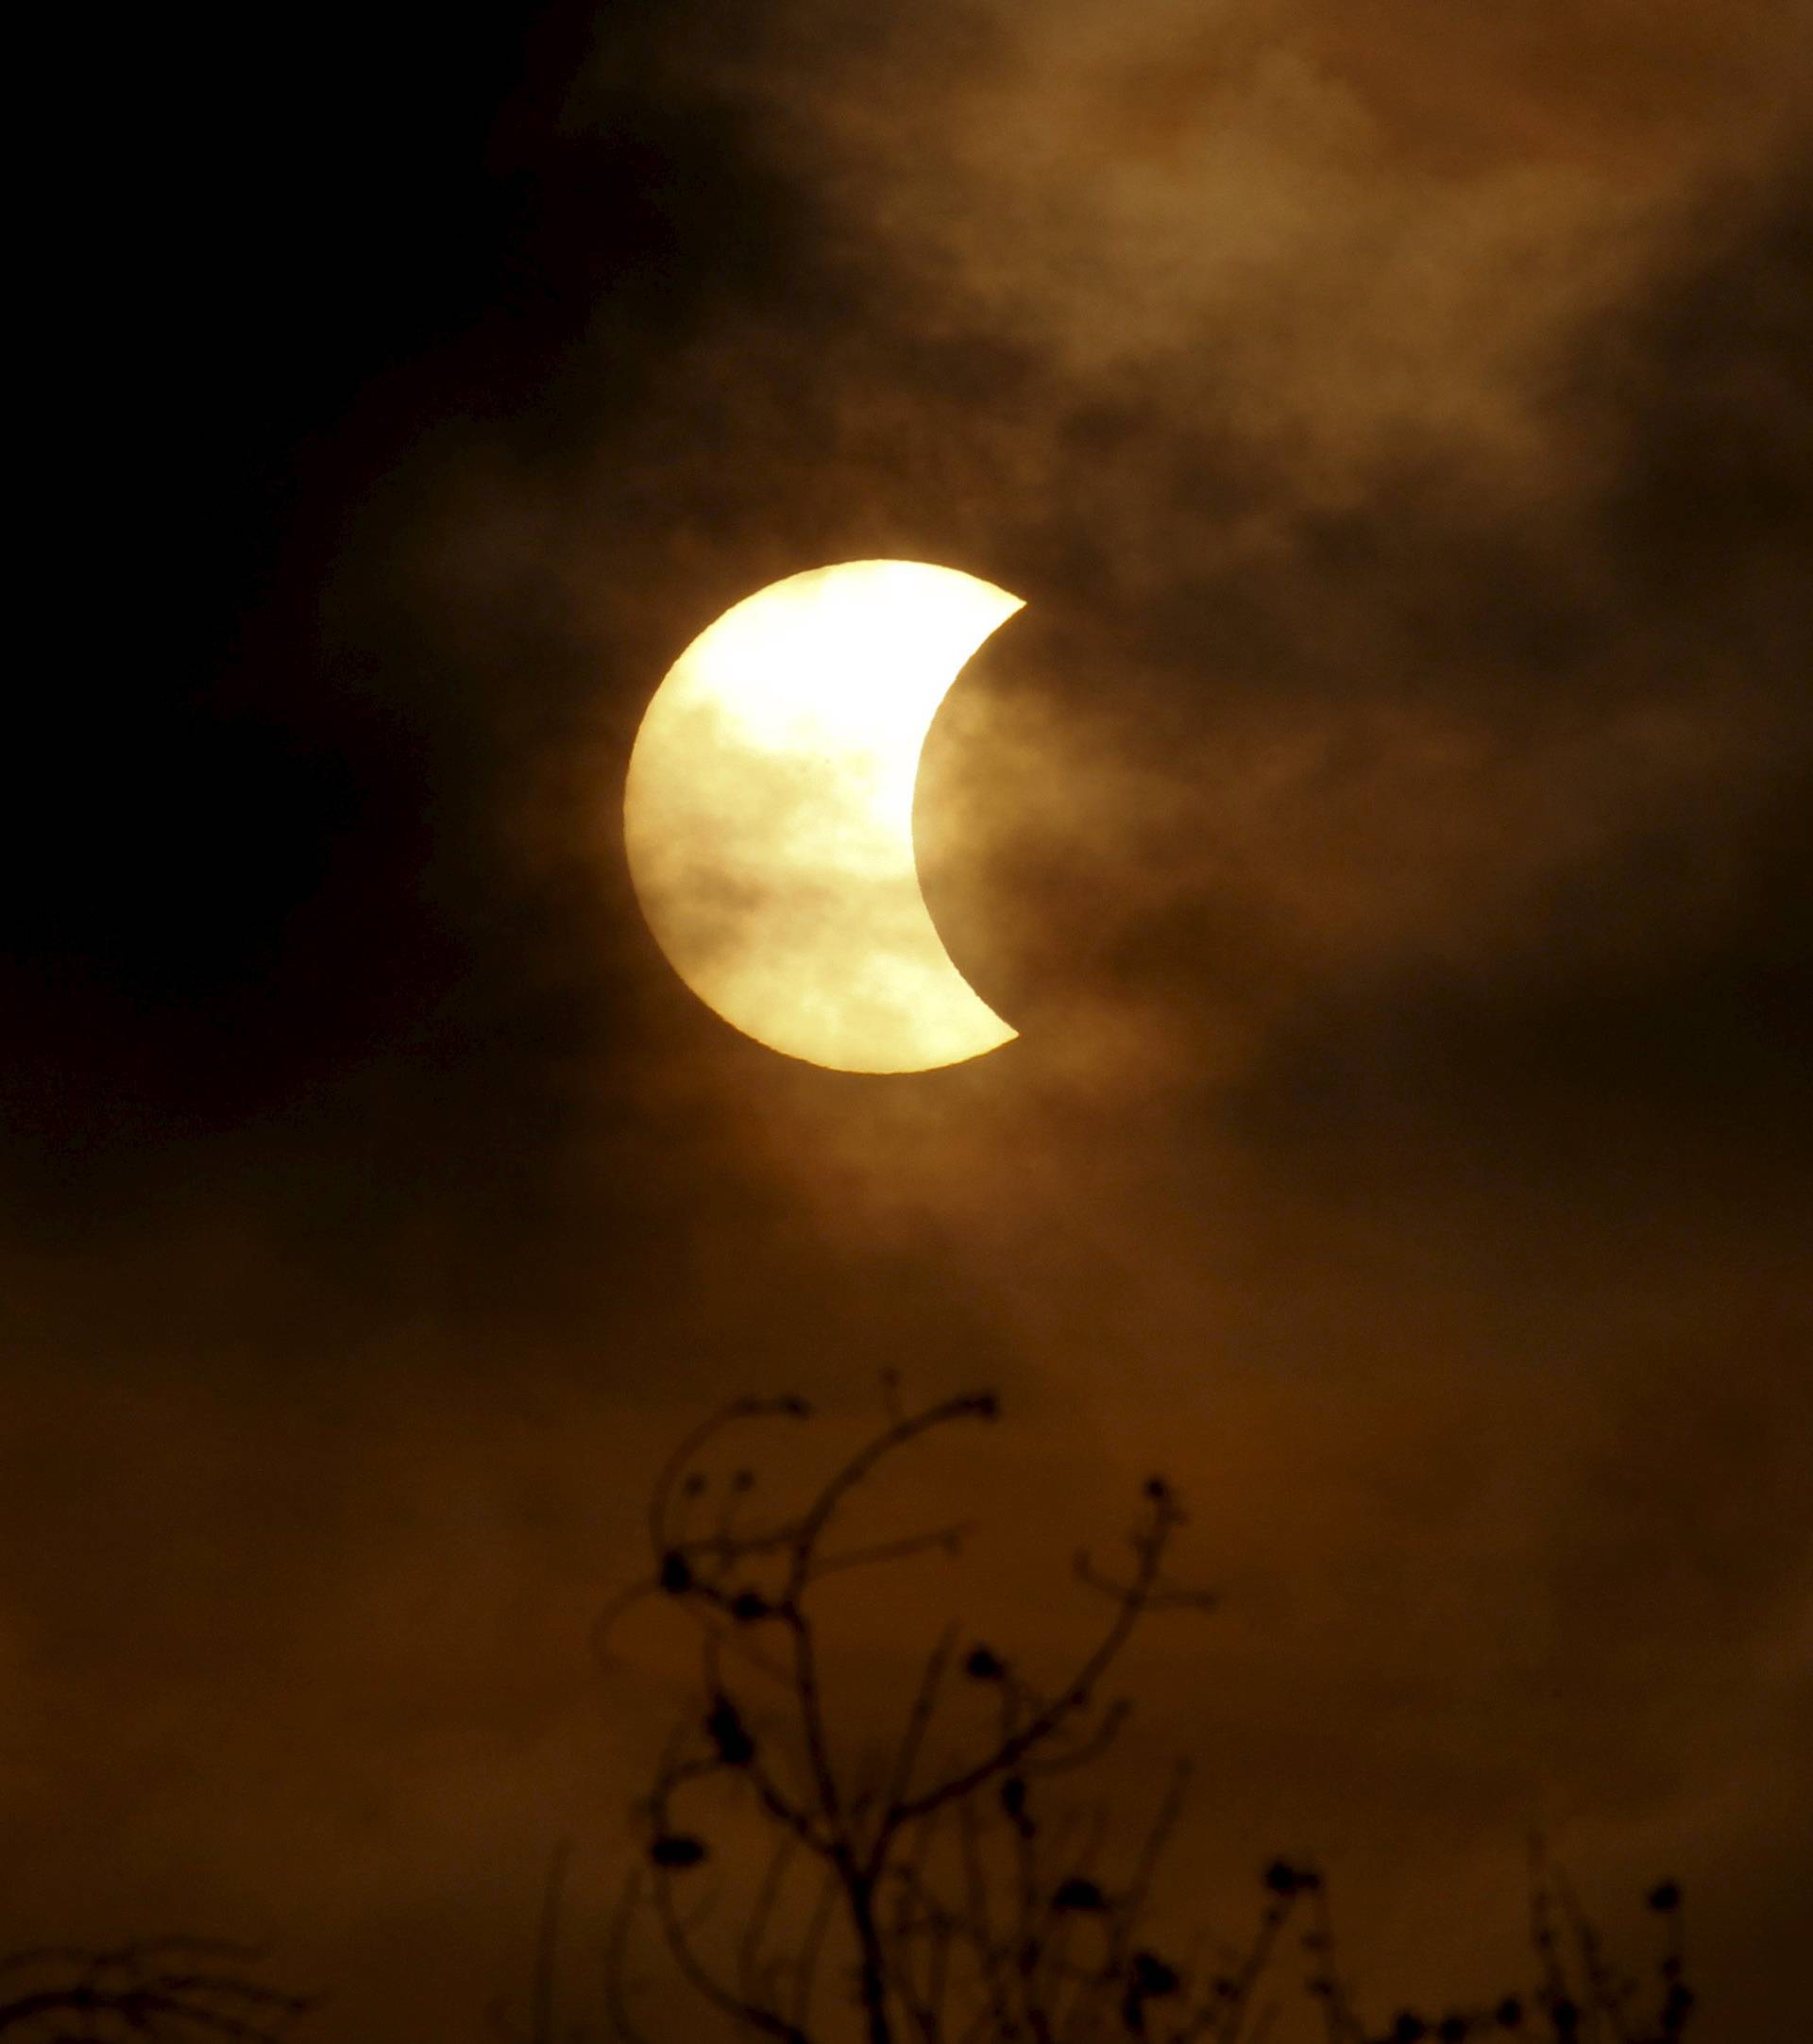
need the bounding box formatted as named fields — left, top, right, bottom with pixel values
left=4, top=4, right=1810, bottom=2039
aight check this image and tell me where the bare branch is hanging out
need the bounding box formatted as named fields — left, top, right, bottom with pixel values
left=815, top=1525, right=976, bottom=1583
left=781, top=1396, right=1000, bottom=1608
left=887, top=1486, right=1184, bottom=1835
left=0, top=1940, right=313, bottom=2043
left=650, top=1398, right=812, bottom=1561
left=603, top=1873, right=658, bottom=2044
left=739, top=1833, right=801, bottom=2012
left=599, top=1390, right=1692, bottom=2044
left=648, top=1864, right=807, bottom=2044
left=788, top=1866, right=841, bottom=2036
left=873, top=1629, right=960, bottom=1864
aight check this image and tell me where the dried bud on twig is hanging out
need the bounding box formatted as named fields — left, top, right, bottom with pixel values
left=648, top=1833, right=707, bottom=1870
left=706, top=1694, right=755, bottom=1768
left=1053, top=1877, right=1110, bottom=1913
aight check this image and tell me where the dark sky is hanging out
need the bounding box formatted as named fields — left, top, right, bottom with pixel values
left=5, top=5, right=1810, bottom=2038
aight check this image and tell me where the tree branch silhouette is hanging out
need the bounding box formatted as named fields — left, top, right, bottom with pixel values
left=598, top=1386, right=1699, bottom=2044
left=0, top=1940, right=313, bottom=2042
left=600, top=1386, right=1256, bottom=2044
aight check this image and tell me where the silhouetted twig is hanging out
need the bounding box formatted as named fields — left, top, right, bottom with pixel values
left=598, top=1391, right=1695, bottom=2044
left=601, top=1388, right=1229, bottom=2044
left=0, top=1939, right=313, bottom=2040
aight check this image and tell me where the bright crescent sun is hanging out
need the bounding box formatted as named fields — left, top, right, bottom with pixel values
left=623, top=560, right=1023, bottom=1073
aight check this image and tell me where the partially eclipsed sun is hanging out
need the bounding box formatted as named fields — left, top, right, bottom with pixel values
left=623, top=560, right=1023, bottom=1073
